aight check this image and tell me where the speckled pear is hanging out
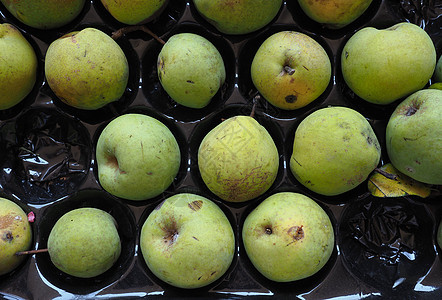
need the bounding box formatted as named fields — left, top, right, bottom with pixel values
left=290, top=107, right=381, bottom=196
left=198, top=115, right=279, bottom=202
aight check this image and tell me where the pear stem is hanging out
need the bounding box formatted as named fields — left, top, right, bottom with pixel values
left=15, top=249, right=49, bottom=256
left=112, top=25, right=165, bottom=45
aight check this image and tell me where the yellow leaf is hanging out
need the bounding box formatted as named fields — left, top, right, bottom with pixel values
left=368, top=163, right=431, bottom=198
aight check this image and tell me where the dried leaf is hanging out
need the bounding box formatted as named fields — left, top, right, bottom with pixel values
left=368, top=163, right=431, bottom=198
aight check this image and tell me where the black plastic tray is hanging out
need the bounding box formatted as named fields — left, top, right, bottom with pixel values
left=1, top=0, right=441, bottom=299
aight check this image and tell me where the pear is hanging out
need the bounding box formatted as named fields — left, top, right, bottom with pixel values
left=290, top=106, right=381, bottom=196
left=198, top=115, right=279, bottom=202
left=47, top=207, right=121, bottom=278
left=96, top=113, right=181, bottom=201
left=157, top=33, right=225, bottom=109
left=0, top=0, right=86, bottom=29
left=140, top=193, right=235, bottom=289
left=45, top=27, right=129, bottom=110
left=192, top=0, right=283, bottom=35
left=100, top=0, right=168, bottom=25
left=0, top=23, right=38, bottom=110
left=435, top=55, right=442, bottom=82
left=297, top=0, right=373, bottom=29
left=386, top=89, right=442, bottom=185
left=242, top=192, right=334, bottom=282
left=0, top=197, right=32, bottom=276
left=438, top=219, right=442, bottom=250
left=341, top=22, right=436, bottom=104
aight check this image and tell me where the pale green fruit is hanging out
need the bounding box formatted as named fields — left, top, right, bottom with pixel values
left=47, top=207, right=121, bottom=278
left=198, top=116, right=279, bottom=202
left=297, top=0, right=373, bottom=29
left=251, top=31, right=331, bottom=110
left=290, top=107, right=381, bottom=196
left=0, top=198, right=32, bottom=276
left=435, top=55, right=442, bottom=82
left=45, top=27, right=129, bottom=110
left=437, top=220, right=442, bottom=250
left=0, top=23, right=37, bottom=110
left=100, top=0, right=168, bottom=25
left=158, top=33, right=225, bottom=109
left=341, top=22, right=436, bottom=105
left=192, top=0, right=282, bottom=35
left=140, top=193, right=235, bottom=289
left=386, top=89, right=442, bottom=185
left=242, top=192, right=334, bottom=282
left=96, top=113, right=181, bottom=201
left=0, top=0, right=85, bottom=29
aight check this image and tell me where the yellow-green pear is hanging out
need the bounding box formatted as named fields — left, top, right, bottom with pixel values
left=297, top=0, right=373, bottom=29
left=0, top=0, right=86, bottom=29
left=341, top=22, right=436, bottom=104
left=45, top=27, right=129, bottom=110
left=158, top=33, right=226, bottom=109
left=251, top=31, right=331, bottom=110
left=242, top=192, right=334, bottom=282
left=0, top=197, right=32, bottom=276
left=386, top=89, right=442, bottom=185
left=100, top=0, right=168, bottom=25
left=434, top=55, right=442, bottom=82
left=198, top=115, right=279, bottom=202
left=140, top=193, right=235, bottom=289
left=0, top=23, right=37, bottom=110
left=290, top=107, right=381, bottom=196
left=47, top=207, right=121, bottom=278
left=192, top=0, right=283, bottom=35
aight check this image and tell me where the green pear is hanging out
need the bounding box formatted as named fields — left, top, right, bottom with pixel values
left=100, top=0, right=168, bottom=25
left=251, top=31, right=331, bottom=110
left=0, top=0, right=86, bottom=29
left=242, top=192, right=334, bottom=282
left=96, top=113, right=181, bottom=201
left=434, top=55, right=442, bottom=82
left=140, top=193, right=235, bottom=289
left=45, top=27, right=129, bottom=110
left=341, top=22, right=436, bottom=105
left=297, top=0, right=373, bottom=29
left=192, top=0, right=283, bottom=35
left=386, top=89, right=442, bottom=185
left=0, top=23, right=37, bottom=110
left=290, top=106, right=381, bottom=196
left=198, top=115, right=279, bottom=202
left=47, top=207, right=121, bottom=278
left=157, top=33, right=226, bottom=109
left=0, top=197, right=32, bottom=276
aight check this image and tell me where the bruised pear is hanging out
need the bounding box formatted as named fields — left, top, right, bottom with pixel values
left=158, top=33, right=225, bottom=109
left=242, top=192, right=334, bottom=282
left=386, top=89, right=442, bottom=185
left=0, top=198, right=32, bottom=276
left=198, top=115, right=279, bottom=202
left=290, top=107, right=381, bottom=196
left=45, top=27, right=129, bottom=110
left=47, top=207, right=121, bottom=278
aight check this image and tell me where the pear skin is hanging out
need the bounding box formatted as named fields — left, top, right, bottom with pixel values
left=198, top=115, right=279, bottom=202
left=0, top=23, right=37, bottom=110
left=0, top=0, right=86, bottom=29
left=290, top=107, right=381, bottom=196
left=100, top=0, right=168, bottom=25
left=0, top=198, right=32, bottom=276
left=47, top=208, right=121, bottom=278
left=193, top=0, right=283, bottom=35
left=298, top=0, right=373, bottom=29
left=45, top=28, right=129, bottom=110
